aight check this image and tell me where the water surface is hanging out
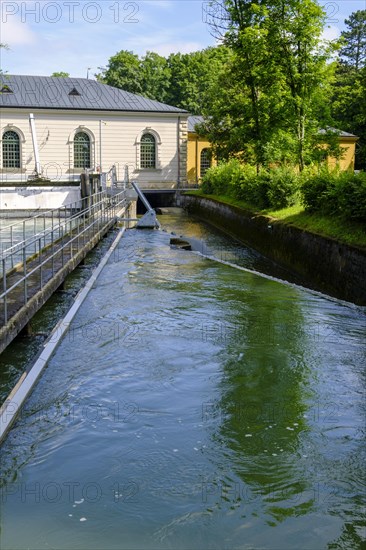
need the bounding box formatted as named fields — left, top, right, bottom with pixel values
left=0, top=209, right=365, bottom=549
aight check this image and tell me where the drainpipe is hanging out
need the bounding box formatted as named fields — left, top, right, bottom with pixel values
left=99, top=119, right=103, bottom=173
left=195, top=135, right=198, bottom=185
left=177, top=116, right=181, bottom=188
left=29, top=113, right=41, bottom=177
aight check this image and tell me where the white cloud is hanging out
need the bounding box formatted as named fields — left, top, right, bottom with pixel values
left=143, top=0, right=174, bottom=10
left=1, top=17, right=36, bottom=46
left=152, top=41, right=205, bottom=56
left=322, top=24, right=341, bottom=42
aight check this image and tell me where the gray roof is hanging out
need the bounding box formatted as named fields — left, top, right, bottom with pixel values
left=187, top=118, right=358, bottom=139
left=0, top=75, right=188, bottom=114
left=318, top=126, right=358, bottom=138
left=188, top=115, right=204, bottom=132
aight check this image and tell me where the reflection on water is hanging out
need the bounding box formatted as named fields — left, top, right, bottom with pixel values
left=0, top=209, right=365, bottom=550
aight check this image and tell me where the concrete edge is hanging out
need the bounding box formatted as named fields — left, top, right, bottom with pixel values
left=0, top=227, right=126, bottom=445
left=181, top=194, right=366, bottom=306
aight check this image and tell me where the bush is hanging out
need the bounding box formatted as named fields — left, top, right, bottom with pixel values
left=301, top=169, right=334, bottom=212
left=301, top=169, right=366, bottom=222
left=201, top=160, right=241, bottom=195
left=334, top=172, right=366, bottom=222
left=267, top=167, right=300, bottom=209
left=202, top=161, right=300, bottom=210
left=245, top=169, right=271, bottom=209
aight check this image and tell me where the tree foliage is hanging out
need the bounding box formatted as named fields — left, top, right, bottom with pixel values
left=94, top=7, right=365, bottom=170
left=51, top=72, right=70, bottom=78
left=96, top=50, right=143, bottom=95
left=332, top=10, right=366, bottom=169
left=339, top=10, right=366, bottom=70
left=96, top=47, right=230, bottom=114
left=167, top=47, right=230, bottom=113
left=200, top=0, right=337, bottom=171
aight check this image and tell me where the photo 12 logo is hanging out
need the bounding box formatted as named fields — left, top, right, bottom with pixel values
left=1, top=2, right=139, bottom=25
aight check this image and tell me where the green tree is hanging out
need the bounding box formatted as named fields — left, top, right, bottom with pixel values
left=339, top=10, right=366, bottom=70
left=96, top=50, right=142, bottom=95
left=268, top=0, right=336, bottom=170
left=140, top=51, right=171, bottom=103
left=203, top=0, right=334, bottom=170
left=51, top=72, right=70, bottom=77
left=167, top=47, right=229, bottom=113
left=332, top=10, right=366, bottom=169
left=201, top=3, right=280, bottom=169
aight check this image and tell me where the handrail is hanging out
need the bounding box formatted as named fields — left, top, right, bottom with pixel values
left=1, top=193, right=102, bottom=261
left=0, top=195, right=82, bottom=236
left=0, top=189, right=128, bottom=325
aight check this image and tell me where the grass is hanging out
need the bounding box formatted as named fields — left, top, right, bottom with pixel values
left=184, top=190, right=366, bottom=249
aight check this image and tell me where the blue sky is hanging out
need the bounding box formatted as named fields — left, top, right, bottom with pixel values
left=0, top=0, right=365, bottom=77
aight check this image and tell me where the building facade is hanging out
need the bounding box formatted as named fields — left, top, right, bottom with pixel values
left=187, top=115, right=215, bottom=185
left=0, top=75, right=188, bottom=189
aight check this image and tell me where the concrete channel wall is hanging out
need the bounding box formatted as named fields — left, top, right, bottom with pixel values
left=0, top=226, right=128, bottom=444
left=181, top=194, right=366, bottom=306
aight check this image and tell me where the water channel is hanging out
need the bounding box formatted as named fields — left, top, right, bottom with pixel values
left=0, top=209, right=365, bottom=549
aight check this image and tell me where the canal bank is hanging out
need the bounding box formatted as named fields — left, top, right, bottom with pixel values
left=181, top=194, right=366, bottom=305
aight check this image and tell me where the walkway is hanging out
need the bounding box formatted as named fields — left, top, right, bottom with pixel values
left=0, top=191, right=129, bottom=353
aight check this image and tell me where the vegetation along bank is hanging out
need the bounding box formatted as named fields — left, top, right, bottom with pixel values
left=181, top=165, right=366, bottom=305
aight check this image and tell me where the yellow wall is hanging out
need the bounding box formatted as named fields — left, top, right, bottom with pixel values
left=187, top=132, right=215, bottom=184
left=188, top=132, right=358, bottom=181
left=327, top=137, right=358, bottom=171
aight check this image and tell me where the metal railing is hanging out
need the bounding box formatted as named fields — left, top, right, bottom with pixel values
left=0, top=189, right=128, bottom=325
left=0, top=197, right=82, bottom=267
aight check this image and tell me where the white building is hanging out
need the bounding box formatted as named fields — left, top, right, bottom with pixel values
left=0, top=75, right=188, bottom=198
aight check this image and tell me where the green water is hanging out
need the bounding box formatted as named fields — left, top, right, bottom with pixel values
left=0, top=209, right=365, bottom=549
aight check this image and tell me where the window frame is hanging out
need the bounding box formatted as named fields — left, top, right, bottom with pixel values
left=140, top=133, right=156, bottom=170
left=73, top=131, right=92, bottom=170
left=200, top=147, right=211, bottom=178
left=135, top=129, right=162, bottom=172
left=2, top=130, right=21, bottom=169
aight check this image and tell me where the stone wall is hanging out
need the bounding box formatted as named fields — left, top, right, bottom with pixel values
left=181, top=194, right=366, bottom=305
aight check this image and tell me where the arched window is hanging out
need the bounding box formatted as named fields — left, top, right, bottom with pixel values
left=200, top=148, right=211, bottom=177
left=74, top=132, right=91, bottom=169
left=140, top=133, right=156, bottom=169
left=2, top=131, right=20, bottom=169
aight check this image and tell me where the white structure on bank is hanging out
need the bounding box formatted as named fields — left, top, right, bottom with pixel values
left=0, top=75, right=188, bottom=194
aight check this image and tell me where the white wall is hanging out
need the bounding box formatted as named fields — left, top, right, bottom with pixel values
left=0, top=186, right=81, bottom=211
left=0, top=109, right=187, bottom=188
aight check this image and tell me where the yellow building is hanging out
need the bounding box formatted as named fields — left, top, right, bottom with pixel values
left=187, top=116, right=215, bottom=185
left=187, top=120, right=359, bottom=181
left=318, top=128, right=359, bottom=171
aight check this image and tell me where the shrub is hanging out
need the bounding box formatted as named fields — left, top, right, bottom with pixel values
left=201, top=161, right=300, bottom=210
left=335, top=172, right=366, bottom=222
left=301, top=168, right=336, bottom=212
left=246, top=169, right=271, bottom=209
left=201, top=159, right=241, bottom=196
left=301, top=169, right=366, bottom=222
left=267, top=167, right=300, bottom=209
